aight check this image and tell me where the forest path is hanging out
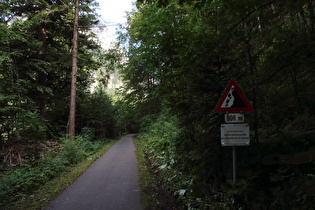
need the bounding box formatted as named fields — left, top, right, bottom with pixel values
left=45, top=134, right=142, bottom=210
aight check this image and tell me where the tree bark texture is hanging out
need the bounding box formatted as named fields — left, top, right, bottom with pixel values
left=68, top=0, right=79, bottom=140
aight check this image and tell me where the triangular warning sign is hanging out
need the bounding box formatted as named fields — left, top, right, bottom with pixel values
left=214, top=78, right=254, bottom=113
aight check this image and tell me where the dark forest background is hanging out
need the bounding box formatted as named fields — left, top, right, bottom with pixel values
left=1, top=0, right=315, bottom=209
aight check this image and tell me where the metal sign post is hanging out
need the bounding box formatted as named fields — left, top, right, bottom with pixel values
left=232, top=146, right=237, bottom=184
left=221, top=123, right=249, bottom=184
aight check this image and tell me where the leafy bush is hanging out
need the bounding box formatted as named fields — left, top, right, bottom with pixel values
left=0, top=153, right=67, bottom=207
left=139, top=109, right=178, bottom=168
left=138, top=109, right=242, bottom=209
left=139, top=109, right=315, bottom=209
left=61, top=139, right=86, bottom=165
left=0, top=135, right=107, bottom=207
left=17, top=111, right=47, bottom=139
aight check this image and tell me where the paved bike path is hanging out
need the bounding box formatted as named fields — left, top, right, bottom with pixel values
left=46, top=134, right=142, bottom=210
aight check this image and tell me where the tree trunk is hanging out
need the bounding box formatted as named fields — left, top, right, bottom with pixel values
left=308, top=0, right=315, bottom=34
left=245, top=39, right=259, bottom=144
left=290, top=66, right=301, bottom=109
left=38, top=25, right=47, bottom=139
left=68, top=0, right=79, bottom=140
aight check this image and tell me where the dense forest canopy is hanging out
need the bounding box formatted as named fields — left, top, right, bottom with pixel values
left=0, top=0, right=123, bottom=148
left=119, top=0, right=315, bottom=208
left=121, top=0, right=315, bottom=132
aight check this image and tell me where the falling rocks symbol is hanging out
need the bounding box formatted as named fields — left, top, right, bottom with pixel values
left=214, top=78, right=254, bottom=113
left=222, top=85, right=246, bottom=108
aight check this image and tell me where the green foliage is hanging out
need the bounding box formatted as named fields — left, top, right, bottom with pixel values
left=61, top=139, right=86, bottom=165
left=121, top=0, right=315, bottom=208
left=139, top=109, right=178, bottom=165
left=238, top=134, right=315, bottom=209
left=133, top=136, right=160, bottom=209
left=0, top=6, right=123, bottom=208
left=17, top=111, right=47, bottom=139
left=0, top=135, right=108, bottom=207
left=0, top=0, right=106, bottom=145
left=0, top=154, right=66, bottom=207
left=77, top=89, right=119, bottom=139
left=137, top=109, right=234, bottom=209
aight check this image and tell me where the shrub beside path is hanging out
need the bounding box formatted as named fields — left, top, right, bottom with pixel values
left=45, top=134, right=142, bottom=210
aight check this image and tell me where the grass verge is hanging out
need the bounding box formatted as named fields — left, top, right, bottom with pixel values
left=9, top=139, right=117, bottom=210
left=133, top=137, right=159, bottom=210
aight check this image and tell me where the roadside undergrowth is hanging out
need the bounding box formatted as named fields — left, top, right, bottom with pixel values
left=134, top=136, right=180, bottom=210
left=0, top=137, right=117, bottom=210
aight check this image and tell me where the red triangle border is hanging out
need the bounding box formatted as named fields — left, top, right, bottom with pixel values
left=214, top=78, right=254, bottom=113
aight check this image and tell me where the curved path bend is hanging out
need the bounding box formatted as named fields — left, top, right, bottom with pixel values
left=46, top=134, right=142, bottom=210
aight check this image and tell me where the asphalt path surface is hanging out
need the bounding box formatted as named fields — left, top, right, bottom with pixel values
left=45, top=134, right=142, bottom=210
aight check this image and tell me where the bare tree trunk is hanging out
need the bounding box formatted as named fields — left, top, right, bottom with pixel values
left=290, top=66, right=301, bottom=109
left=37, top=25, right=47, bottom=140
left=68, top=0, right=79, bottom=140
left=245, top=38, right=259, bottom=144
left=308, top=0, right=315, bottom=33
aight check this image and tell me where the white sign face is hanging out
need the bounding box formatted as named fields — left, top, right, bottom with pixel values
left=225, top=113, right=244, bottom=123
left=221, top=124, right=250, bottom=146
left=221, top=85, right=235, bottom=108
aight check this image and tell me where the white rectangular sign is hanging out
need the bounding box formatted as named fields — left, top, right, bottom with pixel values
left=221, top=124, right=250, bottom=146
left=224, top=113, right=244, bottom=123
